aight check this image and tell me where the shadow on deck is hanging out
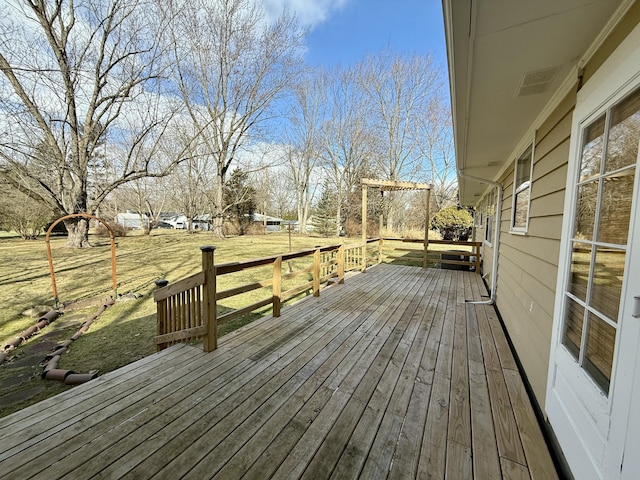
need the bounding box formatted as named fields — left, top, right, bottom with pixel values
left=0, top=264, right=558, bottom=479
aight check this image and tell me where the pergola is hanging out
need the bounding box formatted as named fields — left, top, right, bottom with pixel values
left=361, top=178, right=432, bottom=266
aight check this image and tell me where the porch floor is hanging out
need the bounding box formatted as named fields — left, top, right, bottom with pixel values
left=0, top=264, right=558, bottom=479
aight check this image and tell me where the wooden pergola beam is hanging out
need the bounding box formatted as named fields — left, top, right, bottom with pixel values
left=361, top=178, right=431, bottom=191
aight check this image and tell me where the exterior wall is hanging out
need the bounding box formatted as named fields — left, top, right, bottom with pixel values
left=485, top=92, right=575, bottom=411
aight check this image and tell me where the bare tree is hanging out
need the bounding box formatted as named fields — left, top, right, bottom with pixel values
left=320, top=66, right=374, bottom=235
left=418, top=96, right=457, bottom=213
left=358, top=51, right=442, bottom=231
left=164, top=0, right=305, bottom=237
left=285, top=70, right=327, bottom=233
left=0, top=0, right=186, bottom=247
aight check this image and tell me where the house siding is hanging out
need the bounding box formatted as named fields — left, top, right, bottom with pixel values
left=491, top=93, right=575, bottom=411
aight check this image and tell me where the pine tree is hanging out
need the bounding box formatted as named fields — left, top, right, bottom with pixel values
left=315, top=184, right=338, bottom=237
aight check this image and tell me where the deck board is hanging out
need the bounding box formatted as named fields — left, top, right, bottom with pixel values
left=0, top=264, right=558, bottom=479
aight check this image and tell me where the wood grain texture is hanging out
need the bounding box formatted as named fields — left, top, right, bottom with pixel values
left=0, top=265, right=558, bottom=480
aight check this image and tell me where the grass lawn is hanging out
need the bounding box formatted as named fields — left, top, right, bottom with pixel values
left=0, top=229, right=345, bottom=417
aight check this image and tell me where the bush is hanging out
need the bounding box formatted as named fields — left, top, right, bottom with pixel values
left=95, top=222, right=129, bottom=237
left=430, top=206, right=473, bottom=241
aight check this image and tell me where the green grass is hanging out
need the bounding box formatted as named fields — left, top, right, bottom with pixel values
left=0, top=229, right=344, bottom=417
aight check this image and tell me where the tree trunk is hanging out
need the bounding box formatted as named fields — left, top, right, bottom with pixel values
left=63, top=218, right=91, bottom=248
left=211, top=175, right=225, bottom=238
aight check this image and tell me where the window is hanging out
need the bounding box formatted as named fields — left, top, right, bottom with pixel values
left=485, top=189, right=495, bottom=245
left=511, top=143, right=534, bottom=231
left=560, top=86, right=640, bottom=394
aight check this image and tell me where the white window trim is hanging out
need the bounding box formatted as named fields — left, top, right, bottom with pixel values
left=510, top=140, right=535, bottom=234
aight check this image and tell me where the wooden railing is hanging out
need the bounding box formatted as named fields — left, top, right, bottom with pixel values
left=380, top=237, right=482, bottom=272
left=153, top=240, right=378, bottom=352
left=153, top=237, right=480, bottom=352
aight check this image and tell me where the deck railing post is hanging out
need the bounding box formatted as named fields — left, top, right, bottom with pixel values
left=313, top=247, right=321, bottom=297
left=338, top=245, right=345, bottom=284
left=378, top=238, right=383, bottom=264
left=273, top=256, right=282, bottom=316
left=475, top=243, right=481, bottom=274
left=154, top=279, right=169, bottom=351
left=200, top=246, right=217, bottom=352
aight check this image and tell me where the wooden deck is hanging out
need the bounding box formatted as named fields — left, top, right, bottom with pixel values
left=0, top=264, right=558, bottom=479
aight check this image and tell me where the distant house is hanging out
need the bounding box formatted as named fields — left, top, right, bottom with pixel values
left=163, top=214, right=211, bottom=231
left=115, top=211, right=149, bottom=229
left=250, top=213, right=283, bottom=232
left=286, top=216, right=315, bottom=233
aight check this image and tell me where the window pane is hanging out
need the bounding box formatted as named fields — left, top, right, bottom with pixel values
left=597, top=169, right=635, bottom=245
left=569, top=242, right=591, bottom=301
left=583, top=312, right=616, bottom=393
left=516, top=146, right=532, bottom=189
left=574, top=181, right=598, bottom=240
left=513, top=189, right=530, bottom=229
left=580, top=115, right=605, bottom=182
left=590, top=247, right=625, bottom=322
left=562, top=297, right=585, bottom=360
left=604, top=87, right=640, bottom=173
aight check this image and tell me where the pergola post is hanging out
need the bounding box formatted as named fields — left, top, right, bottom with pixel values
left=362, top=183, right=368, bottom=243
left=423, top=188, right=431, bottom=268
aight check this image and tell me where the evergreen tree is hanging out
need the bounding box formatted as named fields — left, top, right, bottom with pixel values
left=315, top=184, right=338, bottom=237
left=223, top=169, right=257, bottom=235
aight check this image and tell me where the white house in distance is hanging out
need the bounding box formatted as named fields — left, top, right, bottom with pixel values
left=443, top=1, right=640, bottom=478
left=250, top=213, right=283, bottom=232
left=115, top=211, right=149, bottom=229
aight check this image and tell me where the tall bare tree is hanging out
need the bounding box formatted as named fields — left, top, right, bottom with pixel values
left=285, top=70, right=327, bottom=233
left=358, top=51, right=442, bottom=231
left=165, top=0, right=305, bottom=237
left=418, top=96, right=457, bottom=213
left=320, top=66, right=374, bottom=235
left=0, top=0, right=185, bottom=246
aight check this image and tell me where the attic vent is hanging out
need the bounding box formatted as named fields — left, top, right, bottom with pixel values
left=516, top=66, right=560, bottom=97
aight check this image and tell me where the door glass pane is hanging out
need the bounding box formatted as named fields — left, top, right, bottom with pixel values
left=590, top=247, right=625, bottom=322
left=583, top=312, right=616, bottom=393
left=597, top=169, right=635, bottom=245
left=580, top=115, right=605, bottom=181
left=569, top=242, right=591, bottom=301
left=604, top=87, right=640, bottom=173
left=575, top=181, right=598, bottom=240
left=562, top=297, right=585, bottom=360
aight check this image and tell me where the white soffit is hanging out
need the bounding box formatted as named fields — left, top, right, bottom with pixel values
left=446, top=0, right=623, bottom=204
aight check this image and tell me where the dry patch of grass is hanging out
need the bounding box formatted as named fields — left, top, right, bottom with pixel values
left=0, top=229, right=342, bottom=417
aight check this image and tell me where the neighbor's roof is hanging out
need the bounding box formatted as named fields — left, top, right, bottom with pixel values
left=442, top=0, right=624, bottom=204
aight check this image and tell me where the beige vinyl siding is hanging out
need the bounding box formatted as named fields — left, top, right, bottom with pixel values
left=493, top=92, right=575, bottom=410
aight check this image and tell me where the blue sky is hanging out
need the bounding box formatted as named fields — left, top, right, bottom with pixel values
left=304, top=0, right=447, bottom=69
left=263, top=0, right=447, bottom=70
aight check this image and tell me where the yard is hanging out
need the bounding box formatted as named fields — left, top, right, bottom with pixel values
left=0, top=229, right=345, bottom=417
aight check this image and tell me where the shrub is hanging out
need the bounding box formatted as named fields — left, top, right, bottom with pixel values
left=95, top=222, right=129, bottom=237
left=430, top=206, right=473, bottom=241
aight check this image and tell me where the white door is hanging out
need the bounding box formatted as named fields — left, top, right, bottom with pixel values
left=546, top=27, right=640, bottom=480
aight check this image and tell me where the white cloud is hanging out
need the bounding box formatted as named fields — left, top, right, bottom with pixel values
left=261, top=0, right=350, bottom=27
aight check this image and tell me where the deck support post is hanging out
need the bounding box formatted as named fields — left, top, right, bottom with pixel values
left=273, top=256, right=282, bottom=316
left=313, top=248, right=321, bottom=297
left=338, top=245, right=345, bottom=284
left=154, top=279, right=169, bottom=351
left=201, top=246, right=217, bottom=352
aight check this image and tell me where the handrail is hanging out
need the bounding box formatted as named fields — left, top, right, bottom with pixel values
left=152, top=236, right=481, bottom=352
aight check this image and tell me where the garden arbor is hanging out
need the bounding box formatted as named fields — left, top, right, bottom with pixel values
left=361, top=178, right=432, bottom=267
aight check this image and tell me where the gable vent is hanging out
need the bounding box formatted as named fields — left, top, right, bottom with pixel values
left=516, top=66, right=560, bottom=97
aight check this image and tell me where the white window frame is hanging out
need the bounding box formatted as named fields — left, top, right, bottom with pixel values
left=510, top=141, right=535, bottom=233
left=484, top=189, right=495, bottom=246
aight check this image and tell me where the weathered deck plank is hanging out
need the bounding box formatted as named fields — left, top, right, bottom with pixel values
left=0, top=264, right=558, bottom=479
